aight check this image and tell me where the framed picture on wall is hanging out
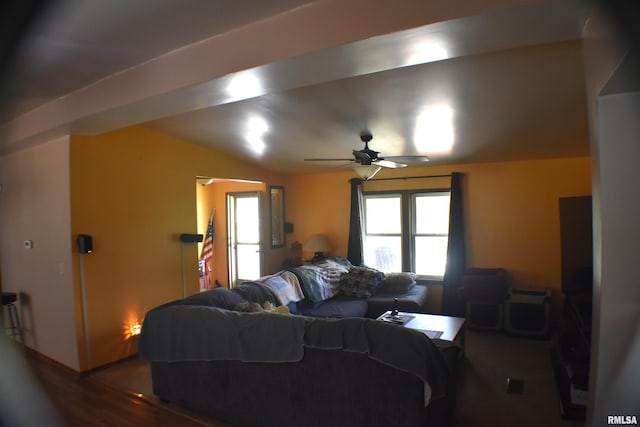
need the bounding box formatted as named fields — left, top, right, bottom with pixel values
left=270, top=185, right=285, bottom=248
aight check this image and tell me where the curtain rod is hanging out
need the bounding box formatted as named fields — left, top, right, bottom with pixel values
left=365, top=173, right=453, bottom=182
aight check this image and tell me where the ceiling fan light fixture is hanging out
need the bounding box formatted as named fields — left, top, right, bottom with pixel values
left=196, top=177, right=215, bottom=186
left=353, top=165, right=381, bottom=181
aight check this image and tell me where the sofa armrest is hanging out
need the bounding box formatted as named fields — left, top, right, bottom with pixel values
left=365, top=284, right=429, bottom=318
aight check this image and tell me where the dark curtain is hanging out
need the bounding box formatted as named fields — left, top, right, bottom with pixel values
left=442, top=172, right=466, bottom=316
left=347, top=178, right=364, bottom=266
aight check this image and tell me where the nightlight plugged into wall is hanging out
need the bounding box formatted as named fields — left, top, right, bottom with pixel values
left=124, top=321, right=142, bottom=339
left=129, top=323, right=142, bottom=337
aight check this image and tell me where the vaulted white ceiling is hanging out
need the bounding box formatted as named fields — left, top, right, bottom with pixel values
left=2, top=0, right=594, bottom=174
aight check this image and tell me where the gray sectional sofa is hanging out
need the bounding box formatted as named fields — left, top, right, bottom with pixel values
left=138, top=285, right=462, bottom=427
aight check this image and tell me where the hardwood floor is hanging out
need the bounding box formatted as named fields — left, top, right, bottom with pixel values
left=16, top=347, right=217, bottom=427
left=6, top=330, right=584, bottom=427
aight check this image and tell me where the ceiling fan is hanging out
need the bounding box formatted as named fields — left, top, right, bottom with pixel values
left=304, top=131, right=429, bottom=179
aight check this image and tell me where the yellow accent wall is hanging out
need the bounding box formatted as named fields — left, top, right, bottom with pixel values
left=70, top=126, right=286, bottom=370
left=285, top=157, right=591, bottom=315
left=284, top=171, right=354, bottom=259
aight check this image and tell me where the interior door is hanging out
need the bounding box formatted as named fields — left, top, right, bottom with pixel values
left=227, top=192, right=262, bottom=287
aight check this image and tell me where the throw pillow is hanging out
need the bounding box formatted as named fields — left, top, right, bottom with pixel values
left=339, top=266, right=385, bottom=298
left=378, top=272, right=417, bottom=294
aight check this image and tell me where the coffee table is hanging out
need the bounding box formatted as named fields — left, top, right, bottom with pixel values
left=378, top=311, right=466, bottom=347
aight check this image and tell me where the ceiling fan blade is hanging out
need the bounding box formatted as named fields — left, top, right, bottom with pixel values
left=376, top=159, right=408, bottom=169
left=304, top=158, right=355, bottom=162
left=383, top=155, right=430, bottom=163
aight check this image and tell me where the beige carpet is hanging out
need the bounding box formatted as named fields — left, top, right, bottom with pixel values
left=450, top=330, right=583, bottom=427
left=92, top=330, right=584, bottom=427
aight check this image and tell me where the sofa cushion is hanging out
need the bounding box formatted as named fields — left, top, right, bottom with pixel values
left=232, top=282, right=278, bottom=305
left=298, top=294, right=368, bottom=318
left=182, top=287, right=243, bottom=309
left=339, top=266, right=385, bottom=298
left=378, top=272, right=416, bottom=294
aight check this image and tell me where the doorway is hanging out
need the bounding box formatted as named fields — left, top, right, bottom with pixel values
left=227, top=192, right=262, bottom=287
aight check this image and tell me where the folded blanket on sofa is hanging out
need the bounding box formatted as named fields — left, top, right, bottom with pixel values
left=139, top=301, right=458, bottom=407
left=288, top=259, right=349, bottom=302
left=139, top=306, right=307, bottom=363
left=249, top=271, right=305, bottom=306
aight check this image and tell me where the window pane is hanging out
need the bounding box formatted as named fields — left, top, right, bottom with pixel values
left=415, top=193, right=450, bottom=234
left=237, top=244, right=260, bottom=280
left=363, top=236, right=402, bottom=273
left=236, top=197, right=260, bottom=242
left=365, top=196, right=401, bottom=234
left=414, top=236, right=448, bottom=277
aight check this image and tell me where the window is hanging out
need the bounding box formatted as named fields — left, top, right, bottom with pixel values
left=363, top=190, right=451, bottom=278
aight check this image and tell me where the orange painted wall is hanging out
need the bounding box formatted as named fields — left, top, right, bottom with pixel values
left=286, top=157, right=591, bottom=315
left=284, top=171, right=354, bottom=259
left=70, top=125, right=285, bottom=370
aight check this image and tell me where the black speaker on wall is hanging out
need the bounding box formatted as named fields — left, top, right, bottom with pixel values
left=284, top=222, right=294, bottom=233
left=180, top=233, right=203, bottom=243
left=77, top=234, right=93, bottom=254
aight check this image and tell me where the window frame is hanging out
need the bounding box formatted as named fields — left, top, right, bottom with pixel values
left=363, top=188, right=451, bottom=280
left=362, top=193, right=404, bottom=273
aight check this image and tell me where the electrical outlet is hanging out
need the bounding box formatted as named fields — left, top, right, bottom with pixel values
left=24, top=240, right=33, bottom=249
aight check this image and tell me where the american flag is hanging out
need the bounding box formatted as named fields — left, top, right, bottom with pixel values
left=200, top=210, right=215, bottom=276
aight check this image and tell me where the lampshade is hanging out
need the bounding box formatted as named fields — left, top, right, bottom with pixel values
left=303, top=234, right=332, bottom=254
left=353, top=165, right=381, bottom=180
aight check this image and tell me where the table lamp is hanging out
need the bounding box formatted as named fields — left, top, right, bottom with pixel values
left=303, top=234, right=332, bottom=262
